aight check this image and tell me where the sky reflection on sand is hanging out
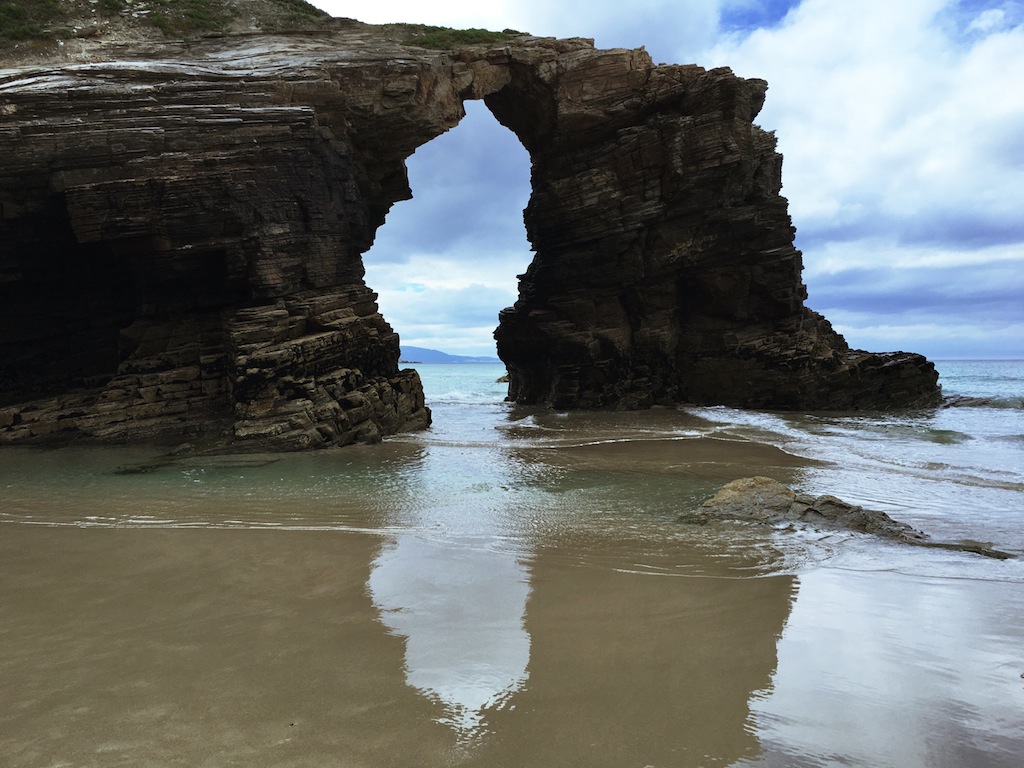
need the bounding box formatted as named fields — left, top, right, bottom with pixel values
left=1, top=362, right=1022, bottom=765
left=369, top=534, right=531, bottom=741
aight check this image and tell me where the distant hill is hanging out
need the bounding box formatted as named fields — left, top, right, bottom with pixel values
left=400, top=346, right=501, bottom=364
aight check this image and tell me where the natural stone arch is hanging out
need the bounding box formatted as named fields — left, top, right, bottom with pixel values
left=0, top=25, right=939, bottom=451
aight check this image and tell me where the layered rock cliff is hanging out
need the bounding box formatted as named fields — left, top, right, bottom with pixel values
left=0, top=19, right=940, bottom=449
left=484, top=46, right=939, bottom=410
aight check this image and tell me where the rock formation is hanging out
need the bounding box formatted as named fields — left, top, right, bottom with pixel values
left=0, top=17, right=940, bottom=449
left=690, top=477, right=1011, bottom=559
left=485, top=47, right=939, bottom=410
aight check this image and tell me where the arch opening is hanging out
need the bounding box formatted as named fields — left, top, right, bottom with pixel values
left=364, top=100, right=533, bottom=364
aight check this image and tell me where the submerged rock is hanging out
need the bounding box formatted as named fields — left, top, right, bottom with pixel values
left=689, top=477, right=1013, bottom=560
left=942, top=394, right=1024, bottom=410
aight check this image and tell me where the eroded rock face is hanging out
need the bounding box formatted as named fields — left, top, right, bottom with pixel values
left=690, top=477, right=1011, bottom=559
left=485, top=48, right=939, bottom=410
left=0, top=22, right=940, bottom=449
left=0, top=28, right=446, bottom=448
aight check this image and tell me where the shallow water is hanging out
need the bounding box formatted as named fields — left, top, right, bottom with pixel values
left=1, top=361, right=1022, bottom=767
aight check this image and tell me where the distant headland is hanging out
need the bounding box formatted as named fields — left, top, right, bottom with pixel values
left=400, top=347, right=501, bottom=364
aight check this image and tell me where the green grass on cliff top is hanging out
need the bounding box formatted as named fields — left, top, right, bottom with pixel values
left=0, top=0, right=329, bottom=42
left=395, top=25, right=525, bottom=50
left=0, top=2, right=524, bottom=53
left=0, top=0, right=60, bottom=41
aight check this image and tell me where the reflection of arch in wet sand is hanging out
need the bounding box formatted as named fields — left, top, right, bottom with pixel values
left=469, top=547, right=797, bottom=767
left=368, top=533, right=532, bottom=741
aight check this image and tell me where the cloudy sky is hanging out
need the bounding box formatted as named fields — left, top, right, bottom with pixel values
left=310, top=0, right=1023, bottom=359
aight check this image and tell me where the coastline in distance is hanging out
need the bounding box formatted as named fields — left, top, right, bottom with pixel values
left=399, top=345, right=501, bottom=364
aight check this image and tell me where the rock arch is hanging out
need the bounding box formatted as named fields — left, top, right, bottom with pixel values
left=0, top=25, right=939, bottom=450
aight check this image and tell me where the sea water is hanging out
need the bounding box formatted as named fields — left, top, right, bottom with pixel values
left=1, top=360, right=1022, bottom=767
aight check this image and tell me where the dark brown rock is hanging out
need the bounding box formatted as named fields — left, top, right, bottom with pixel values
left=691, top=477, right=1012, bottom=559
left=0, top=29, right=444, bottom=449
left=487, top=51, right=940, bottom=410
left=0, top=21, right=940, bottom=450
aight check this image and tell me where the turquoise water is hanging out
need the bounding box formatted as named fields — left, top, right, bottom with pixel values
left=1, top=359, right=1022, bottom=767
left=412, top=359, right=1024, bottom=560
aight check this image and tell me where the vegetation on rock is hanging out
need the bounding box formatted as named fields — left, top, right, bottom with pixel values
left=146, top=0, right=231, bottom=37
left=397, top=24, right=524, bottom=50
left=0, top=3, right=515, bottom=49
left=0, top=0, right=329, bottom=43
left=0, top=0, right=60, bottom=41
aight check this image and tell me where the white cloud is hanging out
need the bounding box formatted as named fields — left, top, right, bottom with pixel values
left=967, top=7, right=1006, bottom=32
left=702, top=0, right=1024, bottom=246
left=366, top=253, right=524, bottom=355
left=698, top=0, right=1024, bottom=358
left=804, top=240, right=1024, bottom=275
left=308, top=1, right=525, bottom=30
left=826, top=316, right=1024, bottom=359
left=361, top=100, right=532, bottom=355
left=367, top=253, right=527, bottom=293
left=371, top=276, right=518, bottom=354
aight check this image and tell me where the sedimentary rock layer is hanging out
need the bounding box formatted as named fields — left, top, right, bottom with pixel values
left=0, top=21, right=940, bottom=448
left=0, top=28, right=442, bottom=448
left=484, top=47, right=939, bottom=409
left=691, top=477, right=1011, bottom=559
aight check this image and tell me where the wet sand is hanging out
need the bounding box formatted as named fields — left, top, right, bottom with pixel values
left=1, top=402, right=1022, bottom=766
left=0, top=527, right=453, bottom=767
left=1, top=525, right=795, bottom=767
left=3, top=518, right=1021, bottom=766
left=533, top=435, right=818, bottom=474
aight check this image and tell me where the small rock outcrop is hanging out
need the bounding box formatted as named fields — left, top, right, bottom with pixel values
left=690, top=477, right=1011, bottom=559
left=0, top=17, right=940, bottom=449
